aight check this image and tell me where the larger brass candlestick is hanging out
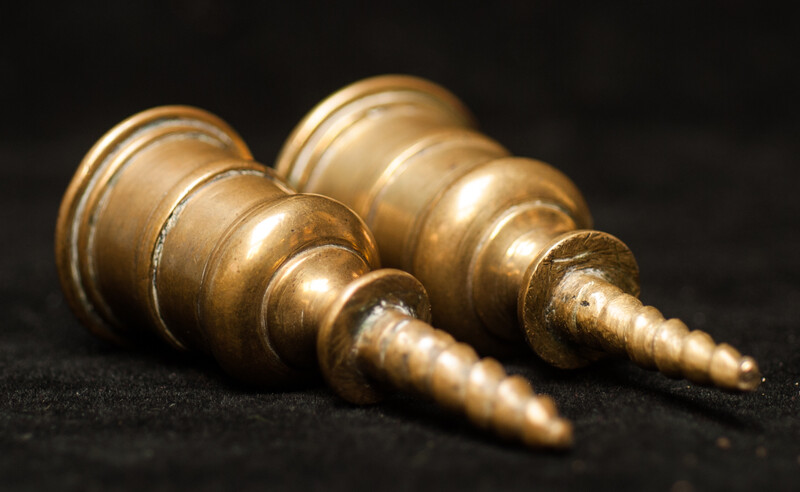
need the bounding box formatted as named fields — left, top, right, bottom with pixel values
left=276, top=75, right=761, bottom=392
left=54, top=106, right=572, bottom=448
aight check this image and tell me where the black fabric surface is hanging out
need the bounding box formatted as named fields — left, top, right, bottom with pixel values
left=2, top=3, right=799, bottom=491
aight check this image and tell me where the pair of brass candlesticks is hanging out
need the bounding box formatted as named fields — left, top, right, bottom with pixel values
left=55, top=75, right=760, bottom=450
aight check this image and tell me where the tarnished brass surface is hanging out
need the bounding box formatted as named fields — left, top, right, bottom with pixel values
left=55, top=106, right=572, bottom=448
left=276, top=75, right=761, bottom=391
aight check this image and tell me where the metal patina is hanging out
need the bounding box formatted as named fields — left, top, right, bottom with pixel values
left=55, top=106, right=572, bottom=449
left=276, top=75, right=760, bottom=392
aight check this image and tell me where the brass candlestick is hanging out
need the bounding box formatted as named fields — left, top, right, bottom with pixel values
left=276, top=75, right=761, bottom=392
left=54, top=106, right=572, bottom=448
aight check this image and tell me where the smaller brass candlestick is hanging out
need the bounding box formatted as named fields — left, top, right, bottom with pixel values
left=276, top=75, right=761, bottom=392
left=54, top=106, right=571, bottom=448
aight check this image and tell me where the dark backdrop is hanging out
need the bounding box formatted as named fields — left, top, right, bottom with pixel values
left=2, top=2, right=799, bottom=491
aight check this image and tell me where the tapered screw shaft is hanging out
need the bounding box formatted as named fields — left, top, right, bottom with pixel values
left=551, top=272, right=760, bottom=391
left=356, top=309, right=571, bottom=448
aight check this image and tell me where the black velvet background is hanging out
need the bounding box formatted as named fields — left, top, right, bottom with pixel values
left=2, top=2, right=799, bottom=491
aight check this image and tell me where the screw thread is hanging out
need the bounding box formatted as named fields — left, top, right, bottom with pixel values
left=553, top=272, right=761, bottom=391
left=356, top=309, right=572, bottom=448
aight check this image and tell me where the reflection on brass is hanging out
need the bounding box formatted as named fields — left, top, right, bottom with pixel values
left=54, top=106, right=572, bottom=448
left=276, top=75, right=761, bottom=392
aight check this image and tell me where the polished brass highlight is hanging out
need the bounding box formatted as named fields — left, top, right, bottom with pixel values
left=276, top=75, right=761, bottom=392
left=55, top=106, right=572, bottom=448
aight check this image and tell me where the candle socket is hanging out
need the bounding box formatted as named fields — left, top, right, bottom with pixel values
left=276, top=75, right=760, bottom=392
left=55, top=106, right=572, bottom=448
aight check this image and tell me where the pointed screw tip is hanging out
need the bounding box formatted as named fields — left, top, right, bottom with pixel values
left=527, top=418, right=573, bottom=449
left=735, top=356, right=761, bottom=391
left=549, top=418, right=574, bottom=449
